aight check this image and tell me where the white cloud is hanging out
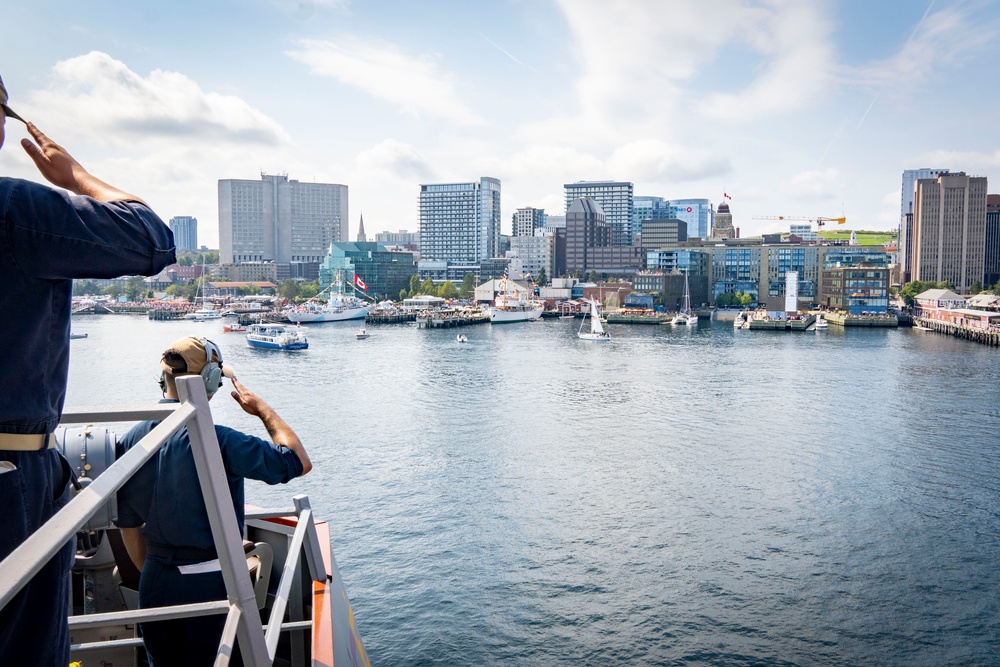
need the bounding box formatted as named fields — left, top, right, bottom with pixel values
left=784, top=168, right=841, bottom=201
left=356, top=139, right=434, bottom=182
left=27, top=52, right=290, bottom=148
left=287, top=38, right=485, bottom=125
left=607, top=140, right=730, bottom=183
left=918, top=148, right=1000, bottom=169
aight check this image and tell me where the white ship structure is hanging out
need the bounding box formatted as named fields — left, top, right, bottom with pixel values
left=285, top=278, right=371, bottom=323
left=489, top=275, right=543, bottom=323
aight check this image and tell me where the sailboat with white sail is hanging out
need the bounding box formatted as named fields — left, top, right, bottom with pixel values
left=185, top=254, right=221, bottom=320
left=578, top=298, right=611, bottom=340
left=671, top=272, right=698, bottom=326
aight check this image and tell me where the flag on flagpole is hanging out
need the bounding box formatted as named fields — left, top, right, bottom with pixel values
left=724, top=192, right=732, bottom=200
left=354, top=274, right=368, bottom=291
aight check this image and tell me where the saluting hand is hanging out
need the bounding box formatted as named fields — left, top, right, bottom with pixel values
left=230, top=377, right=268, bottom=418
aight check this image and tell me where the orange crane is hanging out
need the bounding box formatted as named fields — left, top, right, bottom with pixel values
left=751, top=215, right=847, bottom=230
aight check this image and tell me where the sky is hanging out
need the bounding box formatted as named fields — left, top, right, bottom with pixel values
left=2, top=0, right=999, bottom=248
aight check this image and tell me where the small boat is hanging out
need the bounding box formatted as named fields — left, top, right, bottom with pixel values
left=246, top=323, right=308, bottom=350
left=672, top=272, right=697, bottom=325
left=356, top=328, right=370, bottom=340
left=70, top=332, right=88, bottom=339
left=223, top=323, right=247, bottom=333
left=456, top=334, right=468, bottom=343
left=578, top=299, right=611, bottom=341
left=815, top=315, right=829, bottom=330
left=734, top=312, right=747, bottom=328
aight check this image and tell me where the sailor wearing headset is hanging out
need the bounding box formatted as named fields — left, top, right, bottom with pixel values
left=114, top=336, right=312, bottom=666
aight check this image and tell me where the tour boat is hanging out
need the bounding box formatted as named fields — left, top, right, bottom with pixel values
left=246, top=323, right=309, bottom=351
left=0, top=377, right=369, bottom=667
left=578, top=299, right=611, bottom=341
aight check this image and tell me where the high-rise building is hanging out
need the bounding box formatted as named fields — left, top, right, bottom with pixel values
left=983, top=194, right=1000, bottom=288
left=375, top=230, right=420, bottom=246
left=912, top=172, right=988, bottom=292
left=512, top=207, right=545, bottom=237
left=564, top=181, right=634, bottom=246
left=169, top=216, right=198, bottom=253
left=900, top=168, right=949, bottom=282
left=565, top=197, right=610, bottom=275
left=668, top=199, right=714, bottom=239
left=419, top=177, right=501, bottom=266
left=218, top=173, right=348, bottom=264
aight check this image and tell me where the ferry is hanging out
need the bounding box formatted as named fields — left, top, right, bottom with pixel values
left=0, top=376, right=369, bottom=666
left=246, top=323, right=309, bottom=351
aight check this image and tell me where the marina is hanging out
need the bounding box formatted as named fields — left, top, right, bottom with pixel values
left=56, top=314, right=1000, bottom=666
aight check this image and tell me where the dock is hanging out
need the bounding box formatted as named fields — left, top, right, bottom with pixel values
left=824, top=313, right=899, bottom=328
left=367, top=311, right=416, bottom=324
left=748, top=315, right=816, bottom=331
left=417, top=310, right=490, bottom=329
left=606, top=312, right=669, bottom=324
left=147, top=309, right=189, bottom=321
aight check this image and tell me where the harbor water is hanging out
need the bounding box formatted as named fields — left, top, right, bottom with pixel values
left=65, top=316, right=1000, bottom=666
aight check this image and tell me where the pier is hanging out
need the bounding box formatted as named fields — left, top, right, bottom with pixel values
left=606, top=312, right=669, bottom=324
left=748, top=315, right=815, bottom=331
left=915, top=317, right=1000, bottom=347
left=147, top=309, right=188, bottom=321
left=367, top=311, right=417, bottom=324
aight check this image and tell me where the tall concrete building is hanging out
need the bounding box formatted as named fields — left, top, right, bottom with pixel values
left=634, top=196, right=675, bottom=240
left=668, top=199, right=714, bottom=239
left=418, top=177, right=501, bottom=266
left=169, top=216, right=198, bottom=253
left=564, top=181, right=634, bottom=247
left=900, top=168, right=949, bottom=282
left=512, top=207, right=545, bottom=237
left=218, top=173, right=348, bottom=264
left=912, top=172, right=988, bottom=292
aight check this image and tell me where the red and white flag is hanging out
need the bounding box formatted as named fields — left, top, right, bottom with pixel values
left=723, top=192, right=732, bottom=200
left=354, top=274, right=368, bottom=291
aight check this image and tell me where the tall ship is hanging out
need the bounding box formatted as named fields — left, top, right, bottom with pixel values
left=285, top=277, right=371, bottom=324
left=489, top=275, right=543, bottom=324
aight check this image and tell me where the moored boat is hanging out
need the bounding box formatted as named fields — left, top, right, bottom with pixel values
left=223, top=323, right=247, bottom=333
left=489, top=274, right=543, bottom=323
left=246, top=323, right=309, bottom=350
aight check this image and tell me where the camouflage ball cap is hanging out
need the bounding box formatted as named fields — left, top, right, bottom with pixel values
left=0, top=74, right=27, bottom=123
left=160, top=336, right=235, bottom=378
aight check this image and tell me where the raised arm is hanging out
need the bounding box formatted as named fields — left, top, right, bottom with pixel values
left=229, top=377, right=312, bottom=475
left=20, top=122, right=145, bottom=203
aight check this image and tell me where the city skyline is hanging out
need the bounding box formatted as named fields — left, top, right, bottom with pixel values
left=2, top=1, right=999, bottom=247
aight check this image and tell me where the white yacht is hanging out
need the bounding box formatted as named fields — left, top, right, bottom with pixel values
left=815, top=314, right=829, bottom=330
left=489, top=275, right=543, bottom=323
left=672, top=272, right=697, bottom=325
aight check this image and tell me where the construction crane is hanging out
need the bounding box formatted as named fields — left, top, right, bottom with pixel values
left=751, top=215, right=847, bottom=230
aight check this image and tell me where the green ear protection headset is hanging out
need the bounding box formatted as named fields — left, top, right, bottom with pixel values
left=158, top=338, right=227, bottom=397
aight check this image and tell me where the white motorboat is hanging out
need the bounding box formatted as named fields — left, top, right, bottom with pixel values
left=456, top=334, right=468, bottom=343
left=356, top=328, right=370, bottom=340
left=815, top=315, right=829, bottom=330
left=246, top=323, right=309, bottom=350
left=733, top=311, right=747, bottom=328
left=578, top=299, right=611, bottom=341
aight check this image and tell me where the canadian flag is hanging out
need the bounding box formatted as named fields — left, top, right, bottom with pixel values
left=354, top=274, right=368, bottom=291
left=724, top=192, right=732, bottom=200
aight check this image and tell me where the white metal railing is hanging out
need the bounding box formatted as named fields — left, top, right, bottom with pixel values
left=0, top=376, right=326, bottom=666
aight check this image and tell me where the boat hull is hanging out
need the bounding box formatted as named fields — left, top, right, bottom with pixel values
left=247, top=337, right=308, bottom=350
left=489, top=307, right=543, bottom=323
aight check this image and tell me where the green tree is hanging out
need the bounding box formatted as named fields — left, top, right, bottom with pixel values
left=299, top=282, right=320, bottom=300
left=970, top=280, right=982, bottom=294
left=125, top=276, right=146, bottom=301
left=419, top=277, right=437, bottom=296
left=586, top=270, right=598, bottom=283
left=278, top=279, right=301, bottom=300
left=460, top=272, right=477, bottom=299
left=399, top=288, right=408, bottom=302
left=103, top=284, right=122, bottom=300
left=438, top=280, right=459, bottom=299
left=993, top=279, right=1000, bottom=296
left=535, top=267, right=548, bottom=287
left=177, top=255, right=194, bottom=267
left=73, top=280, right=99, bottom=296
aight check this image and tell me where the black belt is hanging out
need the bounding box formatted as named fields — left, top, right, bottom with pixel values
left=146, top=544, right=218, bottom=563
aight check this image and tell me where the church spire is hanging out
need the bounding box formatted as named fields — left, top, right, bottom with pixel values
left=356, top=213, right=367, bottom=243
